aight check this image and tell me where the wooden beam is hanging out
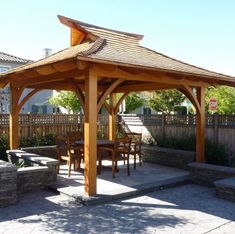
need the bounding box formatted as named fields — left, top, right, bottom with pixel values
left=12, top=69, right=88, bottom=88
left=179, top=86, right=201, bottom=114
left=9, top=86, right=23, bottom=149
left=28, top=82, right=75, bottom=91
left=196, top=86, right=205, bottom=163
left=81, top=56, right=230, bottom=84
left=35, top=65, right=57, bottom=75
left=71, top=28, right=86, bottom=46
left=115, top=83, right=180, bottom=92
left=109, top=93, right=117, bottom=140
left=91, top=66, right=206, bottom=87
left=114, top=92, right=130, bottom=114
left=17, top=89, right=41, bottom=113
left=68, top=78, right=85, bottom=110
left=97, top=78, right=124, bottom=112
left=84, top=71, right=97, bottom=196
left=52, top=60, right=78, bottom=72
left=77, top=60, right=90, bottom=70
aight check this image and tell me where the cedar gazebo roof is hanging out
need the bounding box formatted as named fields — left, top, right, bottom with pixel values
left=1, top=15, right=235, bottom=89
left=1, top=15, right=234, bottom=196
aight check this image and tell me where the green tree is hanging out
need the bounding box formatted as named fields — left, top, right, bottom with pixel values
left=125, top=93, right=144, bottom=113
left=205, top=86, right=235, bottom=114
left=148, top=90, right=185, bottom=113
left=49, top=91, right=81, bottom=113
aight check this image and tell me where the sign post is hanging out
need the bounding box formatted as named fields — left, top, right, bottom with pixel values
left=209, top=97, right=217, bottom=113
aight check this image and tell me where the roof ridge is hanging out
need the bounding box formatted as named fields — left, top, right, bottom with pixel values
left=138, top=45, right=233, bottom=79
left=58, top=15, right=144, bottom=40
left=78, top=38, right=106, bottom=56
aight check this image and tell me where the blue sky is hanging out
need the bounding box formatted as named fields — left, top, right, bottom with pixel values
left=1, top=0, right=235, bottom=75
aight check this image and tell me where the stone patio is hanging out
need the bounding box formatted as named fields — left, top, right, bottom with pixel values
left=1, top=184, right=235, bottom=233
left=51, top=160, right=190, bottom=205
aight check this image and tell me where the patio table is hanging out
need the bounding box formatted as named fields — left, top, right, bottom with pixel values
left=75, top=140, right=116, bottom=174
left=75, top=139, right=115, bottom=148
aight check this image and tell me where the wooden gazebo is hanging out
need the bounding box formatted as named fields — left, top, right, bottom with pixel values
left=1, top=15, right=235, bottom=196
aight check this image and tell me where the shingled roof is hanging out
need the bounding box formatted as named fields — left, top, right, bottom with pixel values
left=0, top=52, right=31, bottom=64
left=1, top=15, right=234, bottom=85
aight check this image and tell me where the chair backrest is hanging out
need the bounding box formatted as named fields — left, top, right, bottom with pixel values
left=67, top=131, right=83, bottom=143
left=125, top=132, right=142, bottom=144
left=115, top=136, right=132, bottom=154
left=55, top=135, right=68, bottom=156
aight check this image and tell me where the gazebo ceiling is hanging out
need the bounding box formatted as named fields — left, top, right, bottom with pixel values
left=1, top=15, right=235, bottom=91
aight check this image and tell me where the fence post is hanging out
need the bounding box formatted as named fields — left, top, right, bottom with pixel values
left=29, top=113, right=33, bottom=137
left=214, top=113, right=219, bottom=144
left=162, top=114, right=166, bottom=140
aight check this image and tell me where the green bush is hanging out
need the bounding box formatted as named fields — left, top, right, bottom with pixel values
left=157, top=135, right=196, bottom=151
left=19, top=133, right=56, bottom=147
left=156, top=135, right=228, bottom=166
left=0, top=134, right=9, bottom=161
left=0, top=133, right=56, bottom=161
left=205, top=139, right=227, bottom=166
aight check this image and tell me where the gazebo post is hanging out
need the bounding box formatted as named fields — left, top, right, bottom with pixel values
left=9, top=85, right=20, bottom=149
left=109, top=93, right=116, bottom=140
left=84, top=72, right=98, bottom=196
left=196, top=86, right=205, bottom=162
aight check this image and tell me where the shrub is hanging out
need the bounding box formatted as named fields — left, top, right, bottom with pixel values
left=157, top=135, right=196, bottom=151
left=205, top=139, right=227, bottom=166
left=156, top=135, right=228, bottom=166
left=19, top=133, right=56, bottom=147
left=0, top=133, right=56, bottom=161
left=0, top=134, right=9, bottom=161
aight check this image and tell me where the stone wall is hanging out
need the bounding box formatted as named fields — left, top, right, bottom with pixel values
left=142, top=146, right=195, bottom=170
left=17, top=166, right=55, bottom=194
left=214, top=177, right=235, bottom=202
left=0, top=160, right=17, bottom=207
left=0, top=150, right=58, bottom=206
left=21, top=146, right=57, bottom=159
left=188, top=162, right=235, bottom=187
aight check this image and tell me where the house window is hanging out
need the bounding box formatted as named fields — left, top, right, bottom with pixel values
left=143, top=107, right=151, bottom=115
left=32, top=105, right=47, bottom=114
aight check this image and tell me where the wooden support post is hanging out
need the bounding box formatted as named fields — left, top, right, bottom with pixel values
left=9, top=86, right=20, bottom=149
left=109, top=93, right=116, bottom=140
left=196, top=86, right=205, bottom=162
left=84, top=72, right=97, bottom=196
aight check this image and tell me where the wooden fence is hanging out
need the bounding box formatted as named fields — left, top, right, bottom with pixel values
left=0, top=113, right=235, bottom=154
left=0, top=114, right=108, bottom=139
left=118, top=114, right=235, bottom=154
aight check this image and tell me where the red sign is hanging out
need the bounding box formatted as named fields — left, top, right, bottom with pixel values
left=209, top=97, right=217, bottom=111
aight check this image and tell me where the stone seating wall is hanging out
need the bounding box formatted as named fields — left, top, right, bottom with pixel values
left=142, top=146, right=195, bottom=170
left=0, top=150, right=58, bottom=207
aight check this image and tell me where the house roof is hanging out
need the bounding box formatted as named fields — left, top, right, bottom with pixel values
left=1, top=15, right=235, bottom=87
left=0, top=52, right=32, bottom=64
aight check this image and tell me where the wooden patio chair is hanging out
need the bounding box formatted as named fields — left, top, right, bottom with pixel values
left=67, top=131, right=83, bottom=141
left=125, top=132, right=142, bottom=169
left=55, top=135, right=83, bottom=177
left=98, top=137, right=132, bottom=178
left=67, top=131, right=84, bottom=161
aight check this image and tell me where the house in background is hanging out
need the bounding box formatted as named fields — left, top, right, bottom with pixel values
left=0, top=51, right=54, bottom=114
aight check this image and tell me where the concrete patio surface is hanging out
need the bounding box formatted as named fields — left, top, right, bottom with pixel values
left=1, top=184, right=235, bottom=233
left=51, top=161, right=190, bottom=205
